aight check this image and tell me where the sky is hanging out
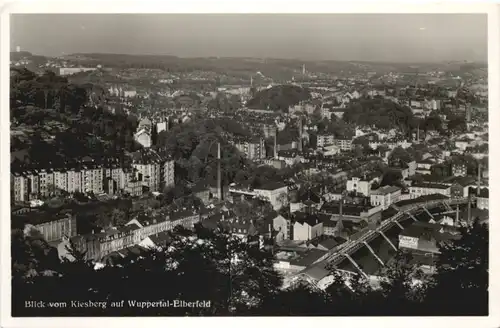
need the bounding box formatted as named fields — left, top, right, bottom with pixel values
left=10, top=14, right=488, bottom=63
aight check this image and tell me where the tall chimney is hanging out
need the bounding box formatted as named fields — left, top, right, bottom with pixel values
left=298, top=119, right=303, bottom=152
left=217, top=143, right=223, bottom=200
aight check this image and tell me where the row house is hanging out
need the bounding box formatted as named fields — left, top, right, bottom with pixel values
left=64, top=209, right=201, bottom=262
left=11, top=164, right=104, bottom=201
left=409, top=183, right=451, bottom=198
left=12, top=161, right=152, bottom=202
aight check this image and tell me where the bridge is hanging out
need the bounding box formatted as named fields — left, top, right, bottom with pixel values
left=324, top=197, right=473, bottom=267
left=283, top=196, right=475, bottom=289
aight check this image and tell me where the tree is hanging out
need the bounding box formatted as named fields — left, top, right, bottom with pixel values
left=111, top=208, right=128, bottom=226
left=424, top=219, right=488, bottom=315
left=12, top=225, right=284, bottom=316
left=377, top=252, right=428, bottom=315
left=447, top=115, right=467, bottom=133
left=380, top=170, right=403, bottom=187
left=388, top=146, right=412, bottom=165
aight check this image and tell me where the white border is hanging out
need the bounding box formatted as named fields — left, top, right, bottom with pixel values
left=1, top=1, right=499, bottom=328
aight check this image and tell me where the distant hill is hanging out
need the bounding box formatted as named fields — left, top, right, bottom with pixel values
left=343, top=98, right=416, bottom=132
left=246, top=85, right=311, bottom=112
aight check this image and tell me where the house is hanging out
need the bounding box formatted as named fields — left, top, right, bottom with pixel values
left=277, top=150, right=303, bottom=166
left=21, top=213, right=77, bottom=244
left=454, top=138, right=470, bottom=151
left=314, top=237, right=342, bottom=251
left=269, top=212, right=289, bottom=242
left=470, top=187, right=489, bottom=210
left=297, top=263, right=335, bottom=290
left=143, top=231, right=171, bottom=250
left=320, top=202, right=382, bottom=222
left=334, top=137, right=354, bottom=151
left=293, top=213, right=324, bottom=241
left=192, top=184, right=210, bottom=205
left=254, top=182, right=289, bottom=210
left=416, top=159, right=434, bottom=175
left=409, top=183, right=451, bottom=198
left=451, top=163, right=467, bottom=177
left=370, top=186, right=402, bottom=210
left=399, top=221, right=460, bottom=254
left=346, top=173, right=380, bottom=197
left=134, top=129, right=151, bottom=148
left=274, top=249, right=329, bottom=274
left=317, top=134, right=336, bottom=148
left=331, top=108, right=346, bottom=119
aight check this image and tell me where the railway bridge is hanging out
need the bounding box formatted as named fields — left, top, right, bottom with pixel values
left=285, top=196, right=475, bottom=289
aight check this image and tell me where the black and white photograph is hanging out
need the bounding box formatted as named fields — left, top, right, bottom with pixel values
left=2, top=4, right=496, bottom=324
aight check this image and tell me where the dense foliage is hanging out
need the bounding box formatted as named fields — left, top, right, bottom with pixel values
left=246, top=85, right=312, bottom=112
left=155, top=118, right=250, bottom=187
left=343, top=98, right=416, bottom=132
left=10, top=68, right=140, bottom=167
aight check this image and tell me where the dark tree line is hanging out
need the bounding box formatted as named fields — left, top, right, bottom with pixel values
left=12, top=220, right=488, bottom=316
left=246, top=85, right=311, bottom=112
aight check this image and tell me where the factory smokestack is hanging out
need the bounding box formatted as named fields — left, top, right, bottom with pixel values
left=217, top=142, right=222, bottom=200
left=298, top=119, right=303, bottom=152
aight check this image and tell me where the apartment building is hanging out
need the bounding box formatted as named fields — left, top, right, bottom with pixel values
left=234, top=138, right=266, bottom=161
left=370, top=185, right=402, bottom=209
left=131, top=148, right=163, bottom=192
left=409, top=183, right=451, bottom=198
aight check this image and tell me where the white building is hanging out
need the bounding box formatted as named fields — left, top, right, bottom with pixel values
left=346, top=175, right=379, bottom=197
left=409, top=183, right=451, bottom=198
left=317, top=134, right=335, bottom=148
left=163, top=159, right=175, bottom=188
left=254, top=183, right=289, bottom=210
left=134, top=129, right=152, bottom=148
left=123, top=90, right=137, bottom=98
left=370, top=186, right=402, bottom=209
left=157, top=121, right=167, bottom=134
left=293, top=217, right=323, bottom=241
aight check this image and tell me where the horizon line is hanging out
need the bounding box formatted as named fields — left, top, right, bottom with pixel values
left=11, top=50, right=488, bottom=66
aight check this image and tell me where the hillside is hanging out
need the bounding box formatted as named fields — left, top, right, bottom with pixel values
left=245, top=85, right=311, bottom=112
left=10, top=68, right=140, bottom=171
left=342, top=98, right=416, bottom=132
